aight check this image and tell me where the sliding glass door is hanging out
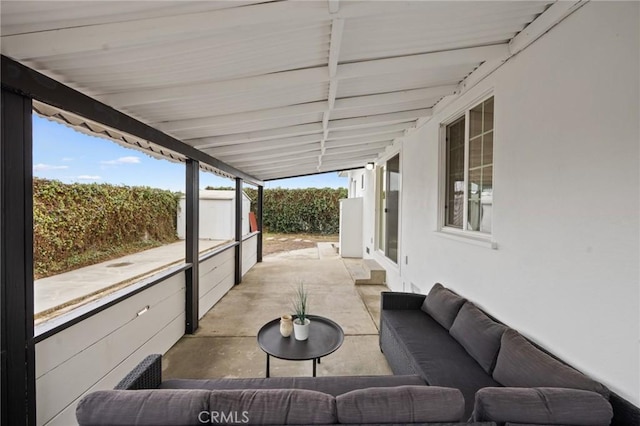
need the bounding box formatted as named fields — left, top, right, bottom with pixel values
left=377, top=154, right=400, bottom=263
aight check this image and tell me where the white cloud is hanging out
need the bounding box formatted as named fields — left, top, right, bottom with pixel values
left=34, top=163, right=69, bottom=171
left=61, top=157, right=74, bottom=162
left=77, top=175, right=101, bottom=180
left=101, top=156, right=141, bottom=165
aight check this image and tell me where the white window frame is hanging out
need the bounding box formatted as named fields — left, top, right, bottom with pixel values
left=437, top=92, right=497, bottom=249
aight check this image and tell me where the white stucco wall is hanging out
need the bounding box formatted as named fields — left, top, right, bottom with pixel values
left=357, top=2, right=639, bottom=403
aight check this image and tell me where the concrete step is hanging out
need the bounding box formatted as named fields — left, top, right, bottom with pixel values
left=343, top=258, right=386, bottom=285
left=358, top=259, right=386, bottom=285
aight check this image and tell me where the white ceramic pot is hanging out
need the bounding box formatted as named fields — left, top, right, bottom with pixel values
left=293, top=317, right=311, bottom=341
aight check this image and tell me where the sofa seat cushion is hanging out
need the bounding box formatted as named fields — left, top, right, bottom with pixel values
left=472, top=387, right=613, bottom=425
left=161, top=374, right=426, bottom=396
left=76, top=389, right=210, bottom=426
left=209, top=389, right=336, bottom=425
left=449, top=302, right=507, bottom=374
left=421, top=283, right=467, bottom=330
left=493, top=330, right=609, bottom=398
left=382, top=309, right=500, bottom=417
left=336, top=386, right=465, bottom=424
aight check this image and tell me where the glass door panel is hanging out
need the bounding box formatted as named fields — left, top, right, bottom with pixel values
left=385, top=155, right=400, bottom=263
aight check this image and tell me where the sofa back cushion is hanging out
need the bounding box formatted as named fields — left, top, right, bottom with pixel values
left=472, top=387, right=613, bottom=425
left=162, top=374, right=427, bottom=396
left=450, top=302, right=507, bottom=374
left=209, top=389, right=336, bottom=425
left=76, top=389, right=210, bottom=426
left=336, top=385, right=464, bottom=424
left=421, top=283, right=466, bottom=330
left=493, top=329, right=609, bottom=398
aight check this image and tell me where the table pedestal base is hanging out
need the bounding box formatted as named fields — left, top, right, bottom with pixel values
left=265, top=354, right=321, bottom=378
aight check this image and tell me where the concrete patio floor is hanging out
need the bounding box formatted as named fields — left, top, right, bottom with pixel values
left=163, top=243, right=392, bottom=379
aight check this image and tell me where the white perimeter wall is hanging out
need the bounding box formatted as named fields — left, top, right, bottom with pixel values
left=37, top=238, right=260, bottom=425
left=361, top=2, right=639, bottom=403
left=199, top=247, right=235, bottom=319
left=242, top=234, right=258, bottom=276
left=35, top=273, right=186, bottom=426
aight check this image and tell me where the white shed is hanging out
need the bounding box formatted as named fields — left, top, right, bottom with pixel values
left=177, top=190, right=251, bottom=240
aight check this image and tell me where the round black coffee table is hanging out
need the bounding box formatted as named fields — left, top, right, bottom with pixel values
left=257, top=315, right=344, bottom=377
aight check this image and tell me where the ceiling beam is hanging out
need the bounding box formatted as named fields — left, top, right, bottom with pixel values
left=243, top=158, right=322, bottom=174
left=324, top=141, right=391, bottom=156
left=334, top=85, right=457, bottom=110
left=258, top=157, right=379, bottom=180
left=103, top=44, right=504, bottom=108
left=1, top=2, right=330, bottom=59
left=323, top=147, right=385, bottom=160
left=260, top=165, right=355, bottom=180
left=5, top=1, right=505, bottom=59
left=328, top=0, right=340, bottom=14
left=230, top=152, right=318, bottom=170
left=157, top=84, right=454, bottom=135
left=318, top=156, right=376, bottom=171
left=328, top=108, right=430, bottom=131
left=338, top=44, right=508, bottom=80
left=172, top=112, right=323, bottom=139
left=188, top=123, right=323, bottom=148
left=324, top=134, right=399, bottom=148
left=327, top=123, right=410, bottom=140
left=319, top=17, right=345, bottom=169
left=328, top=19, right=344, bottom=80
left=330, top=99, right=434, bottom=121
left=217, top=142, right=321, bottom=163
left=156, top=101, right=327, bottom=133
left=104, top=67, right=328, bottom=107
left=203, top=134, right=324, bottom=156
left=261, top=168, right=326, bottom=180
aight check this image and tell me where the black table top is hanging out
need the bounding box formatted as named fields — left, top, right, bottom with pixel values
left=257, top=315, right=344, bottom=361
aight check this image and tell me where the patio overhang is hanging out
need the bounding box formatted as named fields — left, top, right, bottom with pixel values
left=2, top=1, right=600, bottom=425
left=0, top=0, right=577, bottom=182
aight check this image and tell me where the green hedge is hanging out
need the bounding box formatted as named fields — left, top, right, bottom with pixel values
left=34, top=179, right=179, bottom=277
left=245, top=187, right=347, bottom=234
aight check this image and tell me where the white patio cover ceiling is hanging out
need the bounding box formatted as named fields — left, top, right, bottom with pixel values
left=1, top=1, right=558, bottom=181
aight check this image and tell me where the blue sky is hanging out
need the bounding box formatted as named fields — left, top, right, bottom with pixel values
left=33, top=115, right=347, bottom=191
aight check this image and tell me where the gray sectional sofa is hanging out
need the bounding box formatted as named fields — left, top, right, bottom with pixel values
left=76, top=354, right=492, bottom=425
left=76, top=282, right=637, bottom=426
left=380, top=284, right=614, bottom=425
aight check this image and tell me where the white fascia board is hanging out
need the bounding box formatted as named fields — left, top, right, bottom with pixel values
left=456, top=1, right=585, bottom=96
left=508, top=1, right=585, bottom=56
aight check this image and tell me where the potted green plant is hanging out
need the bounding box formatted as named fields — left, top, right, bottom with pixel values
left=292, top=282, right=310, bottom=340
